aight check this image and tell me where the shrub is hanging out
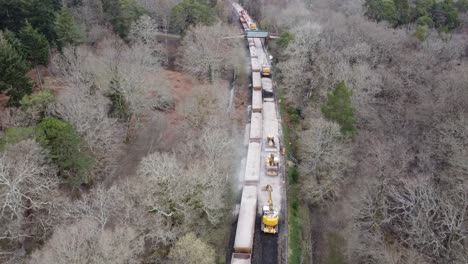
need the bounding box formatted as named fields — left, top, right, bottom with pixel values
left=0, top=127, right=35, bottom=151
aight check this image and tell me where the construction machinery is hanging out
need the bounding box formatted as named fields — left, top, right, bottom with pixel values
left=261, top=64, right=271, bottom=77
left=262, top=184, right=279, bottom=234
left=249, top=23, right=257, bottom=30
left=266, top=153, right=279, bottom=176
left=267, top=134, right=276, bottom=148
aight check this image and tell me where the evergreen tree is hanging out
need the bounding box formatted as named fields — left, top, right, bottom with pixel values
left=394, top=0, right=411, bottom=24
left=18, top=22, right=50, bottom=65
left=171, top=0, right=216, bottom=33
left=2, top=30, right=23, bottom=52
left=321, top=81, right=356, bottom=136
left=365, top=0, right=397, bottom=24
left=0, top=33, right=33, bottom=106
left=415, top=0, right=435, bottom=17
left=432, top=0, right=459, bottom=30
left=36, top=117, right=94, bottom=187
left=55, top=7, right=82, bottom=49
left=102, top=0, right=142, bottom=37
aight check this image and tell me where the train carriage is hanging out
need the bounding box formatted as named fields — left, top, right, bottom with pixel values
left=233, top=186, right=257, bottom=253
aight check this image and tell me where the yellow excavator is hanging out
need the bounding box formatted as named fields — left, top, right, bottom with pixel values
left=266, top=153, right=279, bottom=176
left=262, top=185, right=279, bottom=234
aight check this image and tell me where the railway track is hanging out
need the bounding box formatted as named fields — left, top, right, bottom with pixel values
left=230, top=2, right=287, bottom=264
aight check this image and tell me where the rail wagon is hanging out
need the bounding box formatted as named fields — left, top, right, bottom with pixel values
left=252, top=72, right=262, bottom=90
left=263, top=99, right=280, bottom=152
left=251, top=58, right=260, bottom=72
left=244, top=142, right=261, bottom=185
left=249, top=112, right=262, bottom=142
left=231, top=253, right=251, bottom=264
left=249, top=46, right=258, bottom=58
left=262, top=77, right=274, bottom=98
left=252, top=89, right=262, bottom=113
left=233, top=186, right=257, bottom=253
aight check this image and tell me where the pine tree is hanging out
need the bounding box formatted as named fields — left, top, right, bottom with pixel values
left=321, top=81, right=356, bottom=136
left=394, top=0, right=411, bottom=25
left=55, top=7, right=82, bottom=49
left=0, top=33, right=33, bottom=106
left=18, top=22, right=50, bottom=65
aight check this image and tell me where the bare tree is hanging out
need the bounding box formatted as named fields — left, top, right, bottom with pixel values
left=29, top=219, right=143, bottom=264
left=129, top=15, right=163, bottom=53
left=0, top=140, right=59, bottom=263
left=167, top=233, right=216, bottom=264
left=180, top=23, right=242, bottom=80
left=51, top=47, right=124, bottom=161
left=298, top=118, right=351, bottom=203
left=64, top=184, right=127, bottom=230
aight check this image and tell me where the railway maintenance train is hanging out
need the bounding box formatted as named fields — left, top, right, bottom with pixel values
left=231, top=2, right=283, bottom=263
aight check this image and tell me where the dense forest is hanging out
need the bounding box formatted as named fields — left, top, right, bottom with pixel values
left=1, top=0, right=467, bottom=263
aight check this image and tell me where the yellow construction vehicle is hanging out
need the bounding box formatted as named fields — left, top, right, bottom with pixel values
left=266, top=153, right=279, bottom=176
left=261, top=64, right=271, bottom=77
left=250, top=23, right=257, bottom=30
left=262, top=185, right=279, bottom=234
left=267, top=134, right=275, bottom=148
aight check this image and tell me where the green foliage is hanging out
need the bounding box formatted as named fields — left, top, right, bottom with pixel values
left=288, top=167, right=299, bottom=184
left=0, top=0, right=61, bottom=42
left=365, top=0, right=397, bottom=24
left=321, top=81, right=356, bottom=136
left=278, top=31, right=294, bottom=49
left=435, top=0, right=459, bottom=30
left=416, top=25, right=429, bottom=41
left=18, top=22, right=50, bottom=65
left=171, top=0, right=216, bottom=33
left=107, top=75, right=129, bottom=120
left=36, top=117, right=93, bottom=187
left=416, top=15, right=435, bottom=27
left=55, top=7, right=82, bottom=49
left=20, top=90, right=54, bottom=118
left=364, top=0, right=462, bottom=30
left=0, top=33, right=33, bottom=106
left=394, top=0, right=411, bottom=24
left=3, top=30, right=23, bottom=52
left=456, top=0, right=468, bottom=12
left=0, top=127, right=35, bottom=151
left=102, top=0, right=142, bottom=37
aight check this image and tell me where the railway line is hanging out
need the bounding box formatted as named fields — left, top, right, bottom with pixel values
left=230, top=2, right=287, bottom=263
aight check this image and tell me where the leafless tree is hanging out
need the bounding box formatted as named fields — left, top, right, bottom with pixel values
left=298, top=118, right=351, bottom=204
left=0, top=140, right=59, bottom=263
left=51, top=47, right=124, bottom=161
left=130, top=15, right=158, bottom=43
left=29, top=219, right=143, bottom=264
left=180, top=23, right=243, bottom=80
left=167, top=233, right=216, bottom=264
left=64, top=184, right=126, bottom=230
